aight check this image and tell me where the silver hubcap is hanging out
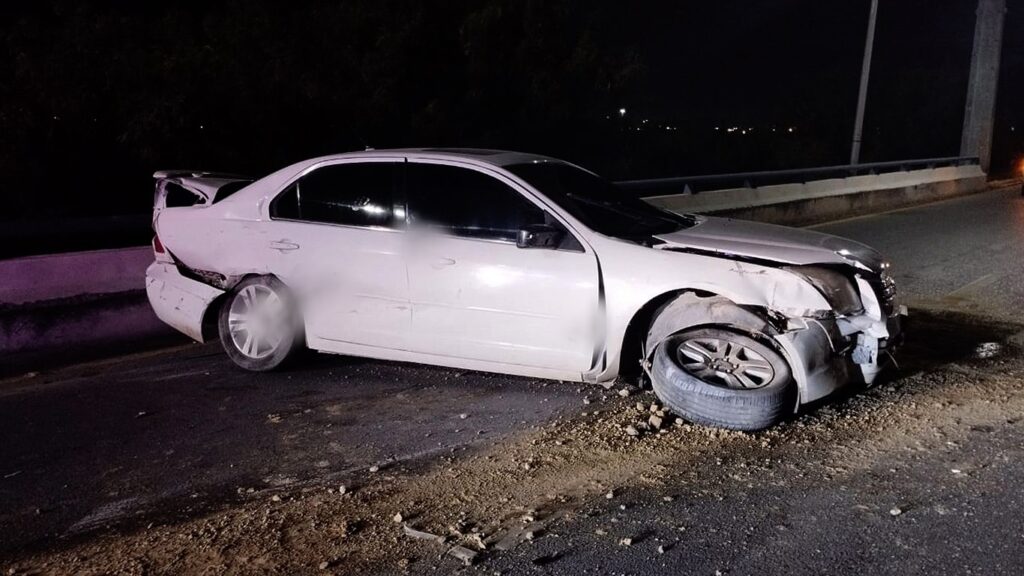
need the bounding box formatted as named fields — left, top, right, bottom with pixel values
left=228, top=285, right=288, bottom=359
left=676, top=337, right=775, bottom=390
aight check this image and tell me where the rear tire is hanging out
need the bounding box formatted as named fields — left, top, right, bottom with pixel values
left=218, top=276, right=304, bottom=371
left=651, top=328, right=795, bottom=431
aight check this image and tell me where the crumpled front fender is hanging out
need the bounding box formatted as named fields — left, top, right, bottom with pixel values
left=642, top=291, right=860, bottom=410
left=643, top=292, right=778, bottom=359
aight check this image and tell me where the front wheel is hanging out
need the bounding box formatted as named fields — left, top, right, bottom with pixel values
left=651, top=328, right=795, bottom=431
left=218, top=276, right=304, bottom=371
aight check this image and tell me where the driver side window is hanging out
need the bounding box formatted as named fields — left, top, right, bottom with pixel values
left=406, top=163, right=548, bottom=242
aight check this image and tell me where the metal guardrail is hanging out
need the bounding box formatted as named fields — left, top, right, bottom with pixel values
left=616, top=156, right=980, bottom=196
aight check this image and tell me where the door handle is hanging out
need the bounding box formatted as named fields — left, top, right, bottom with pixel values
left=269, top=240, right=300, bottom=252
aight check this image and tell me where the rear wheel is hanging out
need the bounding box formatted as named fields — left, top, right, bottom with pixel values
left=218, top=276, right=303, bottom=371
left=651, top=327, right=795, bottom=431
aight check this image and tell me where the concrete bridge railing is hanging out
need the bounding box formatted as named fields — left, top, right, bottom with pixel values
left=619, top=157, right=987, bottom=227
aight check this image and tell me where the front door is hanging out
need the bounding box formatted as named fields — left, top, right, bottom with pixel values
left=403, top=161, right=600, bottom=373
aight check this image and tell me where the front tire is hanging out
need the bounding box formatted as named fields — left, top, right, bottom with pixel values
left=651, top=327, right=795, bottom=431
left=218, top=276, right=303, bottom=371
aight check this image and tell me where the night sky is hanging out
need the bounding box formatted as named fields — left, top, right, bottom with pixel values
left=0, top=0, right=1019, bottom=224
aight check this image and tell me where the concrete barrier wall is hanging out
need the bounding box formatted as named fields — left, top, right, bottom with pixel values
left=0, top=246, right=152, bottom=306
left=644, top=165, right=988, bottom=226
left=0, top=246, right=178, bottom=372
left=0, top=292, right=178, bottom=374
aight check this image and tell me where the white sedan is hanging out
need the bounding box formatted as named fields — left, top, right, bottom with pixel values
left=147, top=148, right=903, bottom=430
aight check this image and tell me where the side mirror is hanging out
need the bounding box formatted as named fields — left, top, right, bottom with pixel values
left=516, top=223, right=564, bottom=249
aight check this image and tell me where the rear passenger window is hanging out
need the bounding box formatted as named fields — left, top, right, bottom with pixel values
left=163, top=183, right=201, bottom=208
left=271, top=162, right=399, bottom=228
left=406, top=163, right=547, bottom=241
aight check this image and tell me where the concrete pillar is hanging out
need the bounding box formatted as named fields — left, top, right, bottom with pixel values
left=960, top=0, right=1007, bottom=173
left=850, top=0, right=879, bottom=166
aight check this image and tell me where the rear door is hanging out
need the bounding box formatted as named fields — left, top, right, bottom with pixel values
left=403, top=161, right=601, bottom=372
left=264, top=159, right=410, bottom=349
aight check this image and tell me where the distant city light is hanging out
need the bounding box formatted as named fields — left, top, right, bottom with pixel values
left=618, top=108, right=627, bottom=117
left=788, top=127, right=795, bottom=133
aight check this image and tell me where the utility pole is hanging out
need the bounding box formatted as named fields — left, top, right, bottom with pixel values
left=850, top=0, right=879, bottom=166
left=960, top=0, right=1007, bottom=173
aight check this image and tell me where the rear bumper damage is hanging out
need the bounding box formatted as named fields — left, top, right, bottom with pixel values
left=145, top=262, right=224, bottom=342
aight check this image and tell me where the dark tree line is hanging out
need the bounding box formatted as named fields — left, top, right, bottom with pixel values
left=1, top=1, right=646, bottom=221
left=1, top=0, right=1016, bottom=225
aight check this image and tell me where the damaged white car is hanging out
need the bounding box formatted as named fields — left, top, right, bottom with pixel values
left=147, top=149, right=904, bottom=430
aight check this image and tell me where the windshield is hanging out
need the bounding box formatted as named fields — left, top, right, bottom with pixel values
left=505, top=162, right=693, bottom=239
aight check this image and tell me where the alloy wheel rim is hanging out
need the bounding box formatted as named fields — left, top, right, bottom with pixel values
left=675, top=337, right=775, bottom=390
left=228, top=285, right=287, bottom=359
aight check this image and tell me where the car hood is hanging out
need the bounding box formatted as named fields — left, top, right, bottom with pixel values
left=653, top=216, right=886, bottom=273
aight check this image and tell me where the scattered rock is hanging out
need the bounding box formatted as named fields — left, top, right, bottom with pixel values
left=657, top=545, right=666, bottom=554
left=368, top=465, right=380, bottom=473
left=619, top=537, right=632, bottom=546
left=393, top=512, right=404, bottom=523
left=649, top=415, right=664, bottom=429
left=889, top=507, right=903, bottom=516
left=402, top=525, right=446, bottom=543
left=618, top=388, right=631, bottom=397
left=459, top=413, right=470, bottom=420
left=270, top=495, right=281, bottom=502
left=624, top=425, right=639, bottom=437
left=447, top=545, right=478, bottom=566
left=338, top=485, right=348, bottom=495
left=606, top=490, right=615, bottom=499
left=318, top=560, right=330, bottom=570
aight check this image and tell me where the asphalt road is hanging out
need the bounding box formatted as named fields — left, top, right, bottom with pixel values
left=811, top=184, right=1024, bottom=320
left=2, top=185, right=1024, bottom=573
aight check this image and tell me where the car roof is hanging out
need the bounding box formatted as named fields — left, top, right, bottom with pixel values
left=303, top=148, right=563, bottom=168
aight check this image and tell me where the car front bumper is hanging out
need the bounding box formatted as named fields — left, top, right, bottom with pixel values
left=776, top=305, right=905, bottom=406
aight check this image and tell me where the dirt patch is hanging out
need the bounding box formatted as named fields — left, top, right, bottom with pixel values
left=4, top=310, right=1024, bottom=575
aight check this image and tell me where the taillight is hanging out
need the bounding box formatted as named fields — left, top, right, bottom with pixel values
left=153, top=234, right=165, bottom=254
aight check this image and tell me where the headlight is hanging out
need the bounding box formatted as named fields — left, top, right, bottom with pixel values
left=874, top=269, right=897, bottom=314
left=784, top=266, right=863, bottom=315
